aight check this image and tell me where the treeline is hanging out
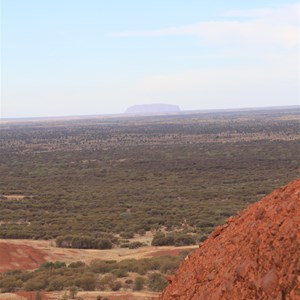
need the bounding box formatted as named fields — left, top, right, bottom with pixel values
left=56, top=235, right=113, bottom=249
left=54, top=232, right=200, bottom=250
left=151, top=232, right=197, bottom=246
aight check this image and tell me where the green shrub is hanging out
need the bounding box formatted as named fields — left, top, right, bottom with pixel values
left=40, top=261, right=66, bottom=270
left=24, top=276, right=48, bottom=290
left=120, top=231, right=134, bottom=239
left=56, top=235, right=113, bottom=249
left=147, top=273, right=168, bottom=292
left=99, top=274, right=116, bottom=290
left=125, top=279, right=133, bottom=284
left=90, top=259, right=117, bottom=273
left=151, top=233, right=174, bottom=246
left=173, top=234, right=196, bottom=246
left=133, top=276, right=145, bottom=291
left=128, top=241, right=144, bottom=249
left=68, top=261, right=86, bottom=268
left=79, top=274, right=96, bottom=291
left=110, top=280, right=122, bottom=291
left=0, top=276, right=23, bottom=292
left=151, top=233, right=196, bottom=246
left=160, top=260, right=180, bottom=274
left=47, top=276, right=64, bottom=291
left=97, top=239, right=112, bottom=249
left=111, top=269, right=128, bottom=278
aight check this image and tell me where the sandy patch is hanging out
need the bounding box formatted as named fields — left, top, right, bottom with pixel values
left=1, top=195, right=26, bottom=201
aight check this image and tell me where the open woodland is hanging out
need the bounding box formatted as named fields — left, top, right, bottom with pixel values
left=0, top=107, right=300, bottom=295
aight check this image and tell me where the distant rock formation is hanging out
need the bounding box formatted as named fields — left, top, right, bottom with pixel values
left=160, top=178, right=300, bottom=299
left=125, top=104, right=181, bottom=114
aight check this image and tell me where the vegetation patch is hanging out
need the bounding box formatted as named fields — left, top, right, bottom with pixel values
left=0, top=253, right=189, bottom=293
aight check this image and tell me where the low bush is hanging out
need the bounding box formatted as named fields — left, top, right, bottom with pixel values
left=147, top=273, right=168, bottom=292
left=133, top=276, right=145, bottom=291
left=128, top=241, right=145, bottom=249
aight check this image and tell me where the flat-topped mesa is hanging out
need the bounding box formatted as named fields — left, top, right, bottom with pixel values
left=125, top=104, right=181, bottom=114
left=160, top=178, right=300, bottom=300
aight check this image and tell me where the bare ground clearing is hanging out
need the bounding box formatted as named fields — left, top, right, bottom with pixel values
left=0, top=239, right=197, bottom=272
left=1, top=195, right=26, bottom=201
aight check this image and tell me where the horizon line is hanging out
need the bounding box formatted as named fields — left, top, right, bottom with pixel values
left=1, top=104, right=299, bottom=123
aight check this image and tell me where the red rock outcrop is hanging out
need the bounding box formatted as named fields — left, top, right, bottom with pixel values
left=160, top=179, right=300, bottom=300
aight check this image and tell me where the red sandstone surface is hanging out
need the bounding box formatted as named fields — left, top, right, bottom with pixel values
left=0, top=242, right=47, bottom=272
left=160, top=179, right=300, bottom=300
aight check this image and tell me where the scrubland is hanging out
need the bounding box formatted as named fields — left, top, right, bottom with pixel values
left=0, top=108, right=299, bottom=296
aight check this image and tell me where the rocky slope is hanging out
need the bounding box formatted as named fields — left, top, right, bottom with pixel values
left=160, top=179, right=300, bottom=299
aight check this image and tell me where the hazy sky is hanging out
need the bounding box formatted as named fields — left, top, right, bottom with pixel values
left=1, top=0, right=299, bottom=118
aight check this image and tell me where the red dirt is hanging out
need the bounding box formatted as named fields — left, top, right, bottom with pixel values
left=15, top=292, right=51, bottom=300
left=160, top=178, right=300, bottom=299
left=0, top=242, right=47, bottom=272
left=15, top=292, right=35, bottom=300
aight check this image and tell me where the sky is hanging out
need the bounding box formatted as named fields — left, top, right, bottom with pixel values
left=1, top=0, right=299, bottom=118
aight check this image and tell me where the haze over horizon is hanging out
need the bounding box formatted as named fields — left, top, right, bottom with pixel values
left=1, top=0, right=299, bottom=118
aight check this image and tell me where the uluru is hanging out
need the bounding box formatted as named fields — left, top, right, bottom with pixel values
left=125, top=103, right=181, bottom=114
left=160, top=179, right=300, bottom=299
